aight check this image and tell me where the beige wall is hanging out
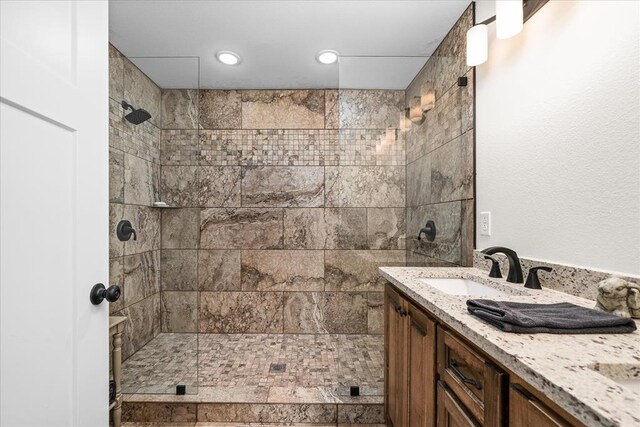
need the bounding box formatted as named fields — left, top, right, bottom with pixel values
left=475, top=1, right=640, bottom=276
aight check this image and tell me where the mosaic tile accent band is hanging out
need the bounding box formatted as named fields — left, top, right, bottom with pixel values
left=161, top=128, right=405, bottom=167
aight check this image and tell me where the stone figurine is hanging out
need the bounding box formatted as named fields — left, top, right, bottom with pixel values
left=595, top=277, right=640, bottom=319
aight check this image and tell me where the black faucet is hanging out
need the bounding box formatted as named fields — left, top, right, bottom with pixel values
left=480, top=246, right=524, bottom=283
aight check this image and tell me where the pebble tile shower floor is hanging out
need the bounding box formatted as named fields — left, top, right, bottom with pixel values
left=122, top=333, right=384, bottom=401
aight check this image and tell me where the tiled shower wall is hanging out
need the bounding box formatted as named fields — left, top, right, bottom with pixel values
left=158, top=89, right=407, bottom=335
left=405, top=5, right=475, bottom=267
left=109, top=44, right=162, bottom=359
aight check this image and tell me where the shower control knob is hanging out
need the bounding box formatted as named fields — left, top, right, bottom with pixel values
left=90, top=283, right=121, bottom=305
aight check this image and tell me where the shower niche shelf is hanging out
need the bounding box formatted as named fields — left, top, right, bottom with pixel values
left=151, top=202, right=178, bottom=209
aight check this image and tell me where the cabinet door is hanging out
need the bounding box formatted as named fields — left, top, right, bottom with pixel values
left=437, top=381, right=481, bottom=427
left=437, top=328, right=506, bottom=426
left=509, top=384, right=571, bottom=427
left=408, top=304, right=437, bottom=427
left=386, top=286, right=408, bottom=427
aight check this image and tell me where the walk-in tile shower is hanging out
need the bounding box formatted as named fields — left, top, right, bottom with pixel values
left=109, top=3, right=474, bottom=410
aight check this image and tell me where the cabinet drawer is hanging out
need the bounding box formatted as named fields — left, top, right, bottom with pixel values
left=510, top=383, right=571, bottom=427
left=437, top=328, right=505, bottom=426
left=437, top=381, right=480, bottom=427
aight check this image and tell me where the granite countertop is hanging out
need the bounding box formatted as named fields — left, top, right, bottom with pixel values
left=378, top=267, right=640, bottom=427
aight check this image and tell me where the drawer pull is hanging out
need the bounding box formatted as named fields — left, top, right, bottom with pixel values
left=450, top=359, right=482, bottom=390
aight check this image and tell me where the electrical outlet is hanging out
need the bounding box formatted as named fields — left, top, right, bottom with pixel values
left=480, top=212, right=491, bottom=236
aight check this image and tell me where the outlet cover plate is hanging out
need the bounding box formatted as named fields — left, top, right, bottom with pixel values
left=480, top=212, right=491, bottom=236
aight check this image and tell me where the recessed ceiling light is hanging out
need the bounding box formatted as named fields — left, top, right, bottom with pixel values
left=316, top=50, right=339, bottom=65
left=217, top=50, right=240, bottom=65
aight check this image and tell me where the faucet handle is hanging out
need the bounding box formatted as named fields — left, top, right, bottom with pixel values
left=484, top=255, right=502, bottom=279
left=525, top=266, right=553, bottom=290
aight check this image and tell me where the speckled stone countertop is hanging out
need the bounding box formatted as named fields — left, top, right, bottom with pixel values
left=379, top=267, right=640, bottom=427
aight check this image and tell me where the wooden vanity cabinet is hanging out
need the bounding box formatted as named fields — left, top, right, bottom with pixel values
left=509, top=381, right=573, bottom=427
left=385, top=284, right=581, bottom=427
left=386, top=286, right=409, bottom=427
left=437, top=328, right=506, bottom=427
left=385, top=286, right=437, bottom=427
left=408, top=304, right=437, bottom=427
left=437, top=381, right=480, bottom=427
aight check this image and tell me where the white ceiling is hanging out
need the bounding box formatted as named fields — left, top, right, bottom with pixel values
left=109, top=0, right=471, bottom=90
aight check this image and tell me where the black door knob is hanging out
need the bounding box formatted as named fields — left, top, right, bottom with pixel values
left=90, top=283, right=121, bottom=305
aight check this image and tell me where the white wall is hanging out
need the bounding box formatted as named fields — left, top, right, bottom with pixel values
left=475, top=0, right=640, bottom=276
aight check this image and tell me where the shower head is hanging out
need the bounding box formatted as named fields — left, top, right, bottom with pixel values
left=121, top=101, right=151, bottom=125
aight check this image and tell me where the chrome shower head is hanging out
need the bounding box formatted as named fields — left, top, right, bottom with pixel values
left=121, top=101, right=151, bottom=125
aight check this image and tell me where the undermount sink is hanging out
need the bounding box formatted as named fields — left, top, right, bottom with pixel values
left=589, top=364, right=640, bottom=395
left=419, top=278, right=508, bottom=297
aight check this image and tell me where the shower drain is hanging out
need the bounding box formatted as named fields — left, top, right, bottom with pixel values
left=269, top=363, right=286, bottom=373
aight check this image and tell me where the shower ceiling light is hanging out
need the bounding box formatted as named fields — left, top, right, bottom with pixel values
left=217, top=50, right=241, bottom=65
left=316, top=50, right=339, bottom=65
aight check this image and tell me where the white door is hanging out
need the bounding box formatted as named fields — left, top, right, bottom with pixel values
left=0, top=1, right=109, bottom=426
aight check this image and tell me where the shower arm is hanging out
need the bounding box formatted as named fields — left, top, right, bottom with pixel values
left=121, top=101, right=135, bottom=111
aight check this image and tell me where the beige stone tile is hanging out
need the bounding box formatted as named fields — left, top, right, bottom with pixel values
left=199, top=90, right=241, bottom=129
left=162, top=89, right=198, bottom=129
left=124, top=250, right=160, bottom=306
left=430, top=133, right=470, bottom=204
left=161, top=249, right=197, bottom=291
left=161, top=129, right=199, bottom=166
left=241, top=90, right=324, bottom=129
left=199, top=292, right=284, bottom=333
left=160, top=166, right=199, bottom=207
left=124, top=205, right=162, bottom=255
left=324, top=250, right=405, bottom=292
left=123, top=58, right=162, bottom=128
left=338, top=90, right=404, bottom=129
left=198, top=250, right=241, bottom=291
left=325, top=166, right=405, bottom=207
left=283, top=292, right=368, bottom=334
left=198, top=166, right=241, bottom=207
left=337, top=404, right=385, bottom=424
left=367, top=292, right=384, bottom=335
left=120, top=294, right=161, bottom=359
left=161, top=291, right=198, bottom=332
left=406, top=201, right=462, bottom=265
left=109, top=44, right=124, bottom=102
left=406, top=153, right=431, bottom=207
left=325, top=89, right=339, bottom=129
left=110, top=203, right=125, bottom=258
left=241, top=250, right=324, bottom=291
left=123, top=402, right=197, bottom=423
left=366, top=208, right=406, bottom=250
left=162, top=208, right=200, bottom=249
left=124, top=154, right=160, bottom=206
left=197, top=403, right=337, bottom=424
left=110, top=148, right=125, bottom=203
left=283, top=208, right=367, bottom=250
left=199, top=208, right=283, bottom=249
left=241, top=166, right=324, bottom=208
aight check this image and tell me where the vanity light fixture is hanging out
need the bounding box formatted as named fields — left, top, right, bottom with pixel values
left=216, top=50, right=241, bottom=65
left=466, top=0, right=549, bottom=67
left=316, top=50, right=339, bottom=65
left=420, top=81, right=436, bottom=112
left=409, top=97, right=424, bottom=124
left=496, top=0, right=524, bottom=39
left=466, top=24, right=488, bottom=67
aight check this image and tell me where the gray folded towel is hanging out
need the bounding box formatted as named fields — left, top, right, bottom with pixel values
left=467, top=299, right=637, bottom=334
